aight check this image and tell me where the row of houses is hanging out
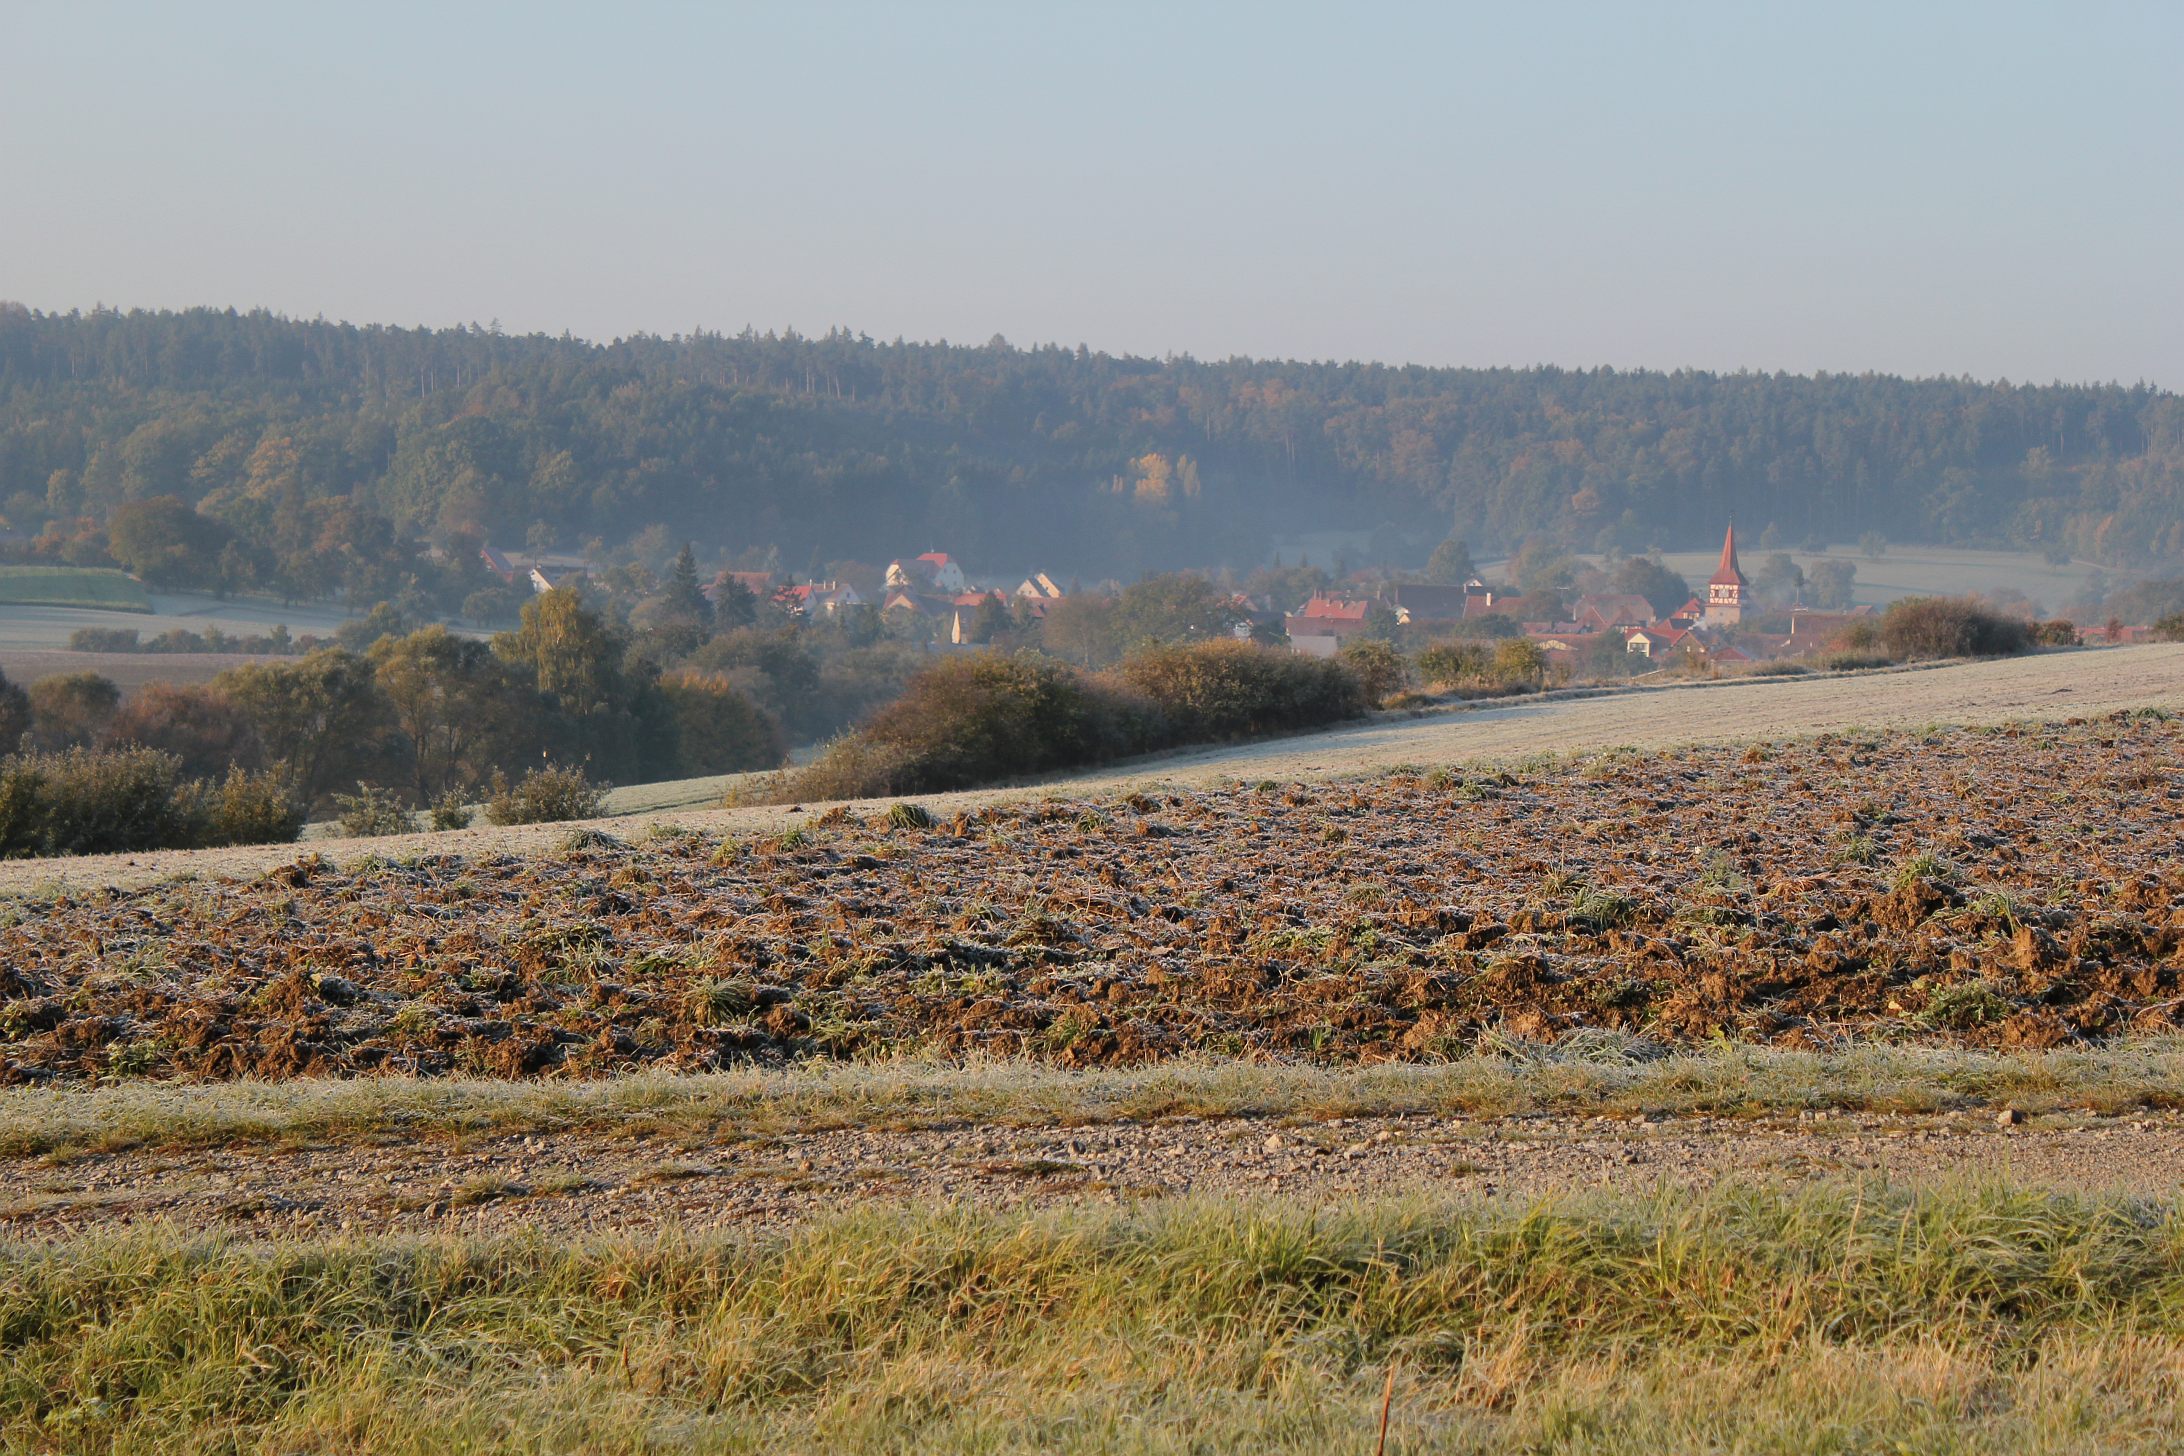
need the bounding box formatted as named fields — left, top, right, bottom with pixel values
left=701, top=551, right=1076, bottom=645
left=1285, top=525, right=1878, bottom=665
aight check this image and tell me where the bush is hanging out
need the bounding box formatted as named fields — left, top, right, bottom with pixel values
left=0, top=747, right=198, bottom=857
left=196, top=766, right=306, bottom=845
left=66, top=627, right=141, bottom=652
left=2153, top=613, right=2184, bottom=643
left=1491, top=638, right=1551, bottom=687
left=333, top=784, right=415, bottom=837
left=484, top=762, right=609, bottom=826
left=1416, top=640, right=1491, bottom=687
left=2030, top=619, right=2080, bottom=647
left=799, top=653, right=1156, bottom=800
left=1335, top=638, right=1407, bottom=702
left=1115, top=640, right=1364, bottom=741
left=765, top=642, right=1368, bottom=803
left=1878, top=598, right=2032, bottom=661
left=0, top=747, right=300, bottom=858
left=428, top=794, right=474, bottom=831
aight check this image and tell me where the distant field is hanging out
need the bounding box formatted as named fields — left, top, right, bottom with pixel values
left=0, top=590, right=489, bottom=652
left=0, top=565, right=150, bottom=613
left=0, top=648, right=277, bottom=695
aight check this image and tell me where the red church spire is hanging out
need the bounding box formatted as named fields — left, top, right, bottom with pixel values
left=1709, top=519, right=1747, bottom=587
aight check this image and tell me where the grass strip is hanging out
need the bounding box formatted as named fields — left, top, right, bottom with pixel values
left=6, top=1181, right=2184, bottom=1452
left=10, top=1035, right=2184, bottom=1162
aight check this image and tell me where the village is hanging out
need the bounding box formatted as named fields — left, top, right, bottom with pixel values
left=467, top=521, right=2154, bottom=683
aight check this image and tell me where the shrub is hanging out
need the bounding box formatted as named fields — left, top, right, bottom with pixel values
left=0, top=747, right=299, bottom=857
left=2153, top=613, right=2184, bottom=644
left=803, top=654, right=1157, bottom=799
left=2030, top=619, right=2079, bottom=647
left=1878, top=597, right=2031, bottom=661
left=0, top=747, right=197, bottom=857
left=1490, top=638, right=1550, bottom=687
left=1819, top=651, right=1893, bottom=672
left=428, top=794, right=474, bottom=831
left=484, top=762, right=608, bottom=826
left=333, top=784, right=414, bottom=837
left=1335, top=638, right=1408, bottom=702
left=67, top=627, right=142, bottom=652
left=196, top=766, right=306, bottom=845
left=759, top=642, right=1365, bottom=804
left=1415, top=640, right=1491, bottom=687
left=1115, top=640, right=1363, bottom=741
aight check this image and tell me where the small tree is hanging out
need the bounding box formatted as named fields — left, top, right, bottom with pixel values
left=1337, top=638, right=1408, bottom=701
left=483, top=762, right=609, bottom=826
left=1422, top=536, right=1476, bottom=585
left=1490, top=638, right=1550, bottom=688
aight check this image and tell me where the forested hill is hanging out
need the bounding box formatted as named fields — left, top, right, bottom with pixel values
left=3, top=304, right=2180, bottom=579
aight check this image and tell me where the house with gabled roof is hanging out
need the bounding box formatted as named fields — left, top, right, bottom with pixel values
left=1284, top=593, right=1373, bottom=658
left=1570, top=593, right=1657, bottom=631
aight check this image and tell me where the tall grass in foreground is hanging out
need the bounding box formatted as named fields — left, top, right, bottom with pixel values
left=8, top=1183, right=2184, bottom=1453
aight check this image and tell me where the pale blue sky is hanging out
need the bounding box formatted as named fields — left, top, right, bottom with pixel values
left=3, top=1, right=2178, bottom=384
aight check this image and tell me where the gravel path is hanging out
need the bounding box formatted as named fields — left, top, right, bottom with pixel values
left=4, top=644, right=2178, bottom=897
left=9, top=1107, right=2180, bottom=1242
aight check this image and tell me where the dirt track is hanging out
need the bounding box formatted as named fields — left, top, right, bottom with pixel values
left=4, top=645, right=2179, bottom=897
left=7, top=1106, right=2180, bottom=1242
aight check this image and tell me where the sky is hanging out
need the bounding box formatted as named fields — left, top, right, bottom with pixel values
left=3, top=1, right=2179, bottom=386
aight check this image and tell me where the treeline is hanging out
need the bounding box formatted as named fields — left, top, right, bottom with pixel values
left=2, top=306, right=2181, bottom=592
left=1, top=589, right=784, bottom=833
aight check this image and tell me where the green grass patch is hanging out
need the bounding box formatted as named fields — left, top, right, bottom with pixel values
left=0, top=565, right=152, bottom=612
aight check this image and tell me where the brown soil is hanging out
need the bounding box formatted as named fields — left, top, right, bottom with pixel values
left=4, top=711, right=2180, bottom=1084
left=6, top=1106, right=2179, bottom=1243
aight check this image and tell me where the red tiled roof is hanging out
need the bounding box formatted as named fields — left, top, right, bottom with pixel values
left=1293, top=593, right=1370, bottom=621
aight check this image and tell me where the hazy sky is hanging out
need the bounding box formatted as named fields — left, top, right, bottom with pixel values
left=4, top=1, right=2179, bottom=385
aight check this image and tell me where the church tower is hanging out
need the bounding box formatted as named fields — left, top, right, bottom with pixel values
left=1704, top=521, right=1749, bottom=626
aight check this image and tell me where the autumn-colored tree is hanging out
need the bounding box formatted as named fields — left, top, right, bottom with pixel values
left=493, top=588, right=624, bottom=715
left=101, top=684, right=261, bottom=781
left=106, top=496, right=231, bottom=589
left=27, top=672, right=121, bottom=750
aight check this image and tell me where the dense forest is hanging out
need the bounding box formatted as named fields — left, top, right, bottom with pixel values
left=3, top=304, right=2181, bottom=586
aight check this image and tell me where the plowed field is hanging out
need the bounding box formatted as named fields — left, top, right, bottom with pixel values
left=5, top=710, right=2180, bottom=1083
